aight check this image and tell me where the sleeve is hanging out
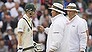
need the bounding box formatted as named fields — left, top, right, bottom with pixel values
left=17, top=19, right=25, bottom=32
left=47, top=23, right=64, bottom=51
left=78, top=20, right=88, bottom=51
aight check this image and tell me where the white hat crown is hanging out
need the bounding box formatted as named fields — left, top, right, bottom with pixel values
left=53, top=3, right=63, bottom=10
left=67, top=3, right=76, bottom=7
left=64, top=3, right=79, bottom=12
left=49, top=3, right=65, bottom=14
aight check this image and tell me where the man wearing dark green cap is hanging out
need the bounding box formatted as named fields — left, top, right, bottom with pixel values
left=17, top=3, right=36, bottom=52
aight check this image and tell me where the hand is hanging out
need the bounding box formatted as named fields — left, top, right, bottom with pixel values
left=34, top=43, right=43, bottom=52
left=17, top=49, right=23, bottom=52
left=17, top=46, right=23, bottom=52
left=49, top=50, right=54, bottom=52
left=37, top=26, right=44, bottom=31
left=49, top=49, right=55, bottom=52
left=80, top=51, right=84, bottom=52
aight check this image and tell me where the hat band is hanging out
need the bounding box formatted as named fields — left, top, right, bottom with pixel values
left=67, top=6, right=77, bottom=9
left=52, top=5, right=64, bottom=11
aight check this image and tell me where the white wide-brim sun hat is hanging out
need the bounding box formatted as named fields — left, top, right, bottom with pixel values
left=49, top=3, right=65, bottom=14
left=64, top=3, right=79, bottom=12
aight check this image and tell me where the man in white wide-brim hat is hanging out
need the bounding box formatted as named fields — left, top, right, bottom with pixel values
left=46, top=3, right=68, bottom=52
left=63, top=3, right=88, bottom=52
left=64, top=3, right=79, bottom=12
left=49, top=3, right=65, bottom=14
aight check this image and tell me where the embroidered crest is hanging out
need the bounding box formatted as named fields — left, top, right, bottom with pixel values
left=72, top=25, right=75, bottom=27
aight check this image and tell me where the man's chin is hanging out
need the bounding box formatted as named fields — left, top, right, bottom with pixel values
left=51, top=16, right=55, bottom=17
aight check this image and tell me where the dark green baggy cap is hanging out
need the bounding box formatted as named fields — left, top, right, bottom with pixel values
left=24, top=3, right=36, bottom=12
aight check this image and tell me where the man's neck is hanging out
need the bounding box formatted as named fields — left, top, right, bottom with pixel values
left=69, top=15, right=76, bottom=21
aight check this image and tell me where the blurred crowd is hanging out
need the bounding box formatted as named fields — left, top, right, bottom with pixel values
left=0, top=0, right=92, bottom=52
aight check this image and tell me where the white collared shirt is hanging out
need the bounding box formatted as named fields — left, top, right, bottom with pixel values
left=46, top=14, right=68, bottom=52
left=63, top=15, right=88, bottom=52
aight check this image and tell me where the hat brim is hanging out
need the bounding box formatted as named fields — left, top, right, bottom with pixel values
left=64, top=9, right=79, bottom=12
left=49, top=8, right=65, bottom=14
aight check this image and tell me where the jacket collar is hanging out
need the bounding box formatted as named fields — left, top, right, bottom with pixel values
left=51, top=14, right=63, bottom=22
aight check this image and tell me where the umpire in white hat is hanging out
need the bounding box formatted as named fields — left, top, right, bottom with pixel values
left=63, top=3, right=88, bottom=52
left=46, top=3, right=68, bottom=52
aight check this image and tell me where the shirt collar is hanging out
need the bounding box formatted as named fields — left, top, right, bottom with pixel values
left=67, top=15, right=78, bottom=23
